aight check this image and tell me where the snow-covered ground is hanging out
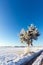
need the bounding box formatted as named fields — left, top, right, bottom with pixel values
left=32, top=52, right=43, bottom=65
left=0, top=46, right=43, bottom=65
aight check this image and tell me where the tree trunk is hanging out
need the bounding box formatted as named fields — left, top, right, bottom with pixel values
left=27, top=39, right=33, bottom=46
left=27, top=41, right=31, bottom=46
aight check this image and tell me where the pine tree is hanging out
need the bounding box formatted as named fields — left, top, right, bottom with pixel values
left=19, top=24, right=40, bottom=46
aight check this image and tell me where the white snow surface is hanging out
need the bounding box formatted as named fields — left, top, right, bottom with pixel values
left=32, top=52, right=43, bottom=65
left=0, top=46, right=43, bottom=65
left=0, top=47, right=30, bottom=65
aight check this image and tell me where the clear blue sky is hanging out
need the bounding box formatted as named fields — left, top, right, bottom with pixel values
left=0, top=0, right=43, bottom=46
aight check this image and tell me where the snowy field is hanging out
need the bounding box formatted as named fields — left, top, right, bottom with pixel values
left=0, top=46, right=43, bottom=65
left=32, top=52, right=43, bottom=65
